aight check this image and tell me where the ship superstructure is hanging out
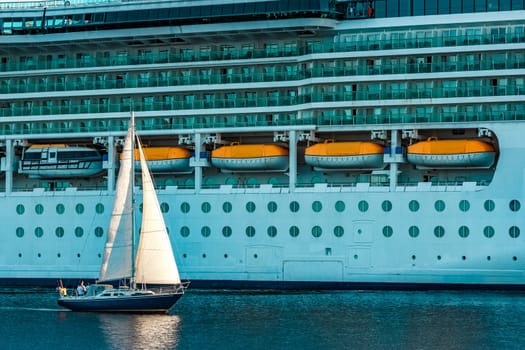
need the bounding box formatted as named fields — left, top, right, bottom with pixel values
left=0, top=0, right=524, bottom=288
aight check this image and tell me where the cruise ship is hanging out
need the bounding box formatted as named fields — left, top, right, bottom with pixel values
left=1, top=0, right=524, bottom=289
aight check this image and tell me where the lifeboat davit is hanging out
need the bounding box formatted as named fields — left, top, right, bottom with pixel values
left=407, top=138, right=496, bottom=168
left=19, top=144, right=104, bottom=178
left=211, top=143, right=289, bottom=172
left=133, top=146, right=191, bottom=173
left=304, top=141, right=384, bottom=170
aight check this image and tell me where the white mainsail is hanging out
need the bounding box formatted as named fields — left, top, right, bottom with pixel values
left=98, top=121, right=134, bottom=283
left=134, top=138, right=182, bottom=285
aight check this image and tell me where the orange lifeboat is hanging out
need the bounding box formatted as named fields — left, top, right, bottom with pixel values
left=211, top=143, right=289, bottom=172
left=132, top=146, right=191, bottom=172
left=407, top=138, right=496, bottom=168
left=304, top=141, right=384, bottom=170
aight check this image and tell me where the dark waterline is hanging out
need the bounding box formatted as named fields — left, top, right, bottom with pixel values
left=1, top=288, right=525, bottom=350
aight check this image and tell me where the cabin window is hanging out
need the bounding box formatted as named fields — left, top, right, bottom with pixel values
left=34, top=204, right=44, bottom=215
left=409, top=200, right=420, bottom=212
left=267, top=201, right=278, bottom=213
left=434, top=200, right=446, bottom=212
left=246, top=201, right=256, bottom=213
left=434, top=226, right=445, bottom=238
left=459, top=226, right=470, bottom=238
left=289, top=201, right=300, bottom=213
left=222, top=226, right=232, bottom=237
left=382, top=200, right=392, bottom=212
left=201, top=226, right=211, bottom=237
left=334, top=226, right=344, bottom=237
left=180, top=226, right=190, bottom=237
left=201, top=202, right=211, bottom=213
left=245, top=226, right=256, bottom=237
left=509, top=226, right=520, bottom=238
left=55, top=227, right=64, bottom=238
left=409, top=226, right=420, bottom=238
left=160, top=202, right=170, bottom=213
left=358, top=200, right=368, bottom=212
left=94, top=227, right=104, bottom=238
left=180, top=202, right=190, bottom=213
left=95, top=203, right=104, bottom=214
left=56, top=204, right=65, bottom=214
left=34, top=227, right=44, bottom=238
left=483, top=226, right=495, bottom=238
left=509, top=199, right=521, bottom=212
left=75, top=227, right=84, bottom=238
left=75, top=203, right=85, bottom=214
left=289, top=226, right=300, bottom=237
left=484, top=200, right=495, bottom=212
left=16, top=227, right=24, bottom=238
left=382, top=226, right=393, bottom=238
left=459, top=200, right=470, bottom=212
left=222, top=202, right=232, bottom=213
left=335, top=201, right=345, bottom=212
left=312, top=201, right=322, bottom=213
left=312, top=226, right=322, bottom=238
left=267, top=226, right=277, bottom=238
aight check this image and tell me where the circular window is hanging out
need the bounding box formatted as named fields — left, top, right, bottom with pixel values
left=382, top=225, right=393, bottom=237
left=16, top=204, right=25, bottom=215
left=289, top=226, right=300, bottom=237
left=408, top=226, right=420, bottom=238
left=16, top=227, right=24, bottom=238
left=222, top=226, right=232, bottom=237
left=246, top=226, right=256, bottom=237
left=75, top=203, right=84, bottom=214
left=56, top=204, right=65, bottom=215
left=201, top=226, right=211, bottom=237
left=267, top=226, right=277, bottom=237
left=334, top=226, right=344, bottom=237
left=358, top=200, right=369, bottom=212
left=382, top=200, right=392, bottom=212
left=95, top=203, right=104, bottom=214
left=510, top=200, right=521, bottom=212
left=55, top=227, right=64, bottom=238
left=94, top=227, right=104, bottom=237
left=509, top=226, right=520, bottom=238
left=459, top=200, right=470, bottom=212
left=434, top=200, right=445, bottom=212
left=180, top=226, right=190, bottom=237
left=75, top=227, right=84, bottom=237
left=458, top=225, right=470, bottom=238
left=434, top=226, right=445, bottom=238
left=335, top=201, right=345, bottom=212
left=484, top=200, right=495, bottom=212
left=161, top=202, right=170, bottom=213
left=483, top=226, right=495, bottom=238
left=409, top=200, right=420, bottom=212
left=180, top=202, right=190, bottom=213
left=201, top=202, right=211, bottom=213
left=312, top=201, right=322, bottom=213
left=222, top=202, right=232, bottom=213
left=35, top=227, right=44, bottom=238
left=35, top=204, right=44, bottom=215
left=289, top=201, right=300, bottom=213
left=246, top=201, right=256, bottom=213
left=312, top=225, right=322, bottom=237
left=267, top=201, right=278, bottom=213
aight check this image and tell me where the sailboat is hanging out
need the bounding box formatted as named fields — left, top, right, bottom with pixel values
left=57, top=114, right=188, bottom=313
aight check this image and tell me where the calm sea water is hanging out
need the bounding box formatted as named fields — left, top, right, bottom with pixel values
left=1, top=288, right=525, bottom=349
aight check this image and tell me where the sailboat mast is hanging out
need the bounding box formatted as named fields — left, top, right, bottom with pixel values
left=130, top=112, right=136, bottom=289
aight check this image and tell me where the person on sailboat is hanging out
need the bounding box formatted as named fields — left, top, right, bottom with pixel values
left=77, top=281, right=87, bottom=296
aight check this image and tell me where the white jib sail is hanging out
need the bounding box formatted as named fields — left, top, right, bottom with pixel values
left=134, top=137, right=182, bottom=285
left=98, top=122, right=134, bottom=282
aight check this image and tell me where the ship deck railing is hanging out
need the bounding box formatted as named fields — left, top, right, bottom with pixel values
left=4, top=180, right=489, bottom=194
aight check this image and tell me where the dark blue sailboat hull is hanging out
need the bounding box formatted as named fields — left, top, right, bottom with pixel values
left=57, top=292, right=183, bottom=313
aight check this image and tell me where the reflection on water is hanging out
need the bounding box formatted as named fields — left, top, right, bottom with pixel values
left=98, top=313, right=181, bottom=349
